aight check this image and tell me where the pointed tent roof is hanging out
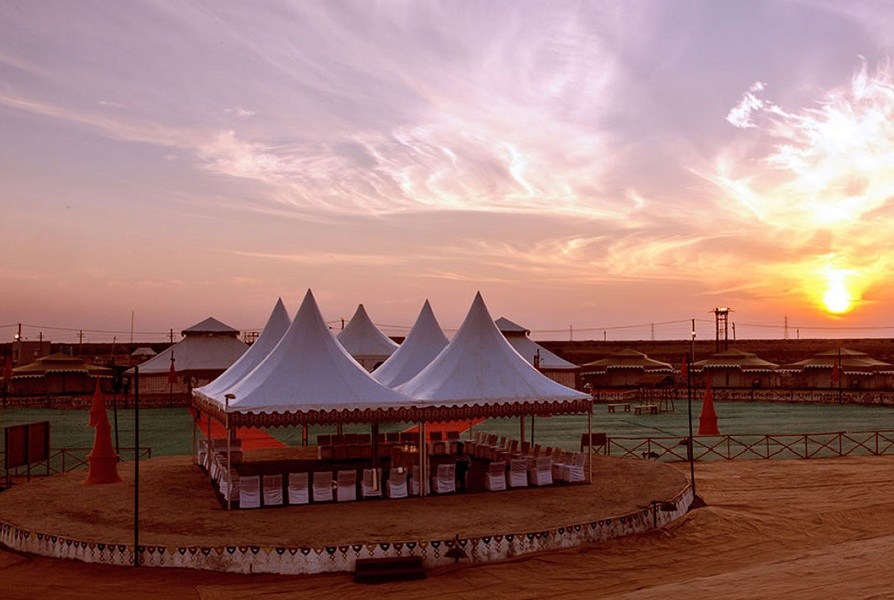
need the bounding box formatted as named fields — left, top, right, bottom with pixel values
left=496, top=316, right=578, bottom=371
left=779, top=347, right=891, bottom=373
left=692, top=349, right=778, bottom=373
left=194, top=290, right=413, bottom=427
left=495, top=317, right=529, bottom=335
left=397, top=293, right=589, bottom=416
left=129, top=317, right=247, bottom=374
left=336, top=304, right=399, bottom=360
left=182, top=317, right=239, bottom=336
left=373, top=300, right=449, bottom=388
left=581, top=349, right=673, bottom=373
left=194, top=298, right=291, bottom=400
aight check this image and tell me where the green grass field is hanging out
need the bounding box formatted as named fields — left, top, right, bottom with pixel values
left=3, top=400, right=893, bottom=458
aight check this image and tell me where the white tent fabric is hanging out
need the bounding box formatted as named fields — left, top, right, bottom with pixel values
left=373, top=300, right=449, bottom=388
left=194, top=298, right=290, bottom=400
left=397, top=292, right=589, bottom=407
left=496, top=317, right=578, bottom=370
left=202, top=290, right=412, bottom=416
left=132, top=319, right=246, bottom=374
left=336, top=304, right=399, bottom=367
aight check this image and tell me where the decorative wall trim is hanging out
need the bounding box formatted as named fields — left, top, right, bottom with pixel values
left=0, top=484, right=692, bottom=575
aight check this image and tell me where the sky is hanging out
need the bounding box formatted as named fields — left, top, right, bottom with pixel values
left=2, top=0, right=894, bottom=343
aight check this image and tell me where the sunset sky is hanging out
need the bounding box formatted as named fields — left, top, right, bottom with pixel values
left=2, top=1, right=893, bottom=343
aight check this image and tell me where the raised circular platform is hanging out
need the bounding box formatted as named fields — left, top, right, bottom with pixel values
left=0, top=453, right=692, bottom=574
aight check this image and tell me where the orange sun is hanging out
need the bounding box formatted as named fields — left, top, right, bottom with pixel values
left=821, top=268, right=855, bottom=315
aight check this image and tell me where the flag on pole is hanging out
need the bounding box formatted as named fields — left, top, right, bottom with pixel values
left=681, top=354, right=689, bottom=380
left=831, top=355, right=841, bottom=384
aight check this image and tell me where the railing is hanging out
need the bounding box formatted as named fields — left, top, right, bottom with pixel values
left=607, top=430, right=894, bottom=461
left=592, top=388, right=894, bottom=406
left=1, top=446, right=152, bottom=480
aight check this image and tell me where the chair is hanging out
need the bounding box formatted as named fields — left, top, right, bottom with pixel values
left=239, top=475, right=261, bottom=509
left=287, top=472, right=310, bottom=505
left=430, top=440, right=447, bottom=456
left=485, top=461, right=507, bottom=491
left=409, top=465, right=423, bottom=496
left=552, top=451, right=569, bottom=481
left=430, top=431, right=443, bottom=441
left=432, top=463, right=456, bottom=494
left=529, top=456, right=553, bottom=486
left=312, top=471, right=334, bottom=503
left=336, top=470, right=357, bottom=502
left=219, top=468, right=240, bottom=501
left=562, top=453, right=586, bottom=483
left=386, top=468, right=408, bottom=499
left=196, top=439, right=208, bottom=468
left=361, top=468, right=383, bottom=498
left=509, top=458, right=528, bottom=488
left=263, top=474, right=283, bottom=506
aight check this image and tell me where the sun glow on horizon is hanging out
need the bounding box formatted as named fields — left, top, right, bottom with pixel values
left=820, top=267, right=856, bottom=315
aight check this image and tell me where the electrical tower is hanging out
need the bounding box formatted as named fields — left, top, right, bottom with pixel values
left=713, top=307, right=731, bottom=352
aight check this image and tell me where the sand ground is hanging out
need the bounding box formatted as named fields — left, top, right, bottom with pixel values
left=2, top=455, right=894, bottom=599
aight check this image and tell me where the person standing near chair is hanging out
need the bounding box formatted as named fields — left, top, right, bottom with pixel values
left=455, top=443, right=471, bottom=493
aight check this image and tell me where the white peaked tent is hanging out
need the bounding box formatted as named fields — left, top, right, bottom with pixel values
left=194, top=298, right=291, bottom=401
left=397, top=293, right=590, bottom=419
left=373, top=300, right=449, bottom=388
left=337, top=304, right=399, bottom=371
left=496, top=317, right=581, bottom=389
left=193, top=290, right=414, bottom=428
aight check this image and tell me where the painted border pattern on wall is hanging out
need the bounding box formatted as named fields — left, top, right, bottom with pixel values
left=0, top=484, right=691, bottom=575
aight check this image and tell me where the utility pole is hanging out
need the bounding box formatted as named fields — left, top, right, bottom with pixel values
left=651, top=323, right=655, bottom=341
left=15, top=323, right=22, bottom=366
left=169, top=328, right=174, bottom=344
left=78, top=330, right=84, bottom=356
left=569, top=325, right=573, bottom=341
left=784, top=315, right=789, bottom=341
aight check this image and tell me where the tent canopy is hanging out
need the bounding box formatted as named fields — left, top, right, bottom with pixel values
left=129, top=317, right=247, bottom=375
left=373, top=300, right=448, bottom=388
left=194, top=298, right=290, bottom=401
left=779, top=347, right=891, bottom=373
left=692, top=349, right=778, bottom=373
left=194, top=290, right=414, bottom=427
left=396, top=292, right=589, bottom=418
left=336, top=304, right=398, bottom=360
left=582, top=349, right=673, bottom=373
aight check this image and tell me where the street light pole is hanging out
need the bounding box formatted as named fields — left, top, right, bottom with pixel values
left=687, top=320, right=696, bottom=499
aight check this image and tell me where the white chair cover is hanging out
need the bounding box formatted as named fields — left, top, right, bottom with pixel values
left=239, top=475, right=261, bottom=509
left=263, top=474, right=283, bottom=506
left=288, top=472, right=310, bottom=505
left=485, top=461, right=507, bottom=491
left=312, top=471, right=334, bottom=503
left=361, top=468, right=383, bottom=498
left=387, top=469, right=408, bottom=499
left=336, top=470, right=357, bottom=502
left=529, top=456, right=553, bottom=486
left=509, top=458, right=529, bottom=488
left=432, top=463, right=456, bottom=494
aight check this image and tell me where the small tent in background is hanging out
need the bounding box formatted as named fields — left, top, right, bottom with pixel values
left=129, top=317, right=247, bottom=399
left=337, top=304, right=399, bottom=372
left=692, top=349, right=779, bottom=388
left=9, top=353, right=113, bottom=396
left=495, top=317, right=581, bottom=389
left=779, top=347, right=892, bottom=390
left=581, top=349, right=673, bottom=388
left=373, top=300, right=448, bottom=388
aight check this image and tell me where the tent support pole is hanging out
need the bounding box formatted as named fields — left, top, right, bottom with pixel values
left=419, top=421, right=428, bottom=498
left=519, top=415, right=525, bottom=445
left=531, top=415, right=535, bottom=446
left=587, top=405, right=593, bottom=483
left=191, top=409, right=196, bottom=466
left=225, top=394, right=232, bottom=511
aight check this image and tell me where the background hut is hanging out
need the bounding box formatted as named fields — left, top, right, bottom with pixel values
left=779, top=347, right=892, bottom=390
left=9, top=352, right=113, bottom=396
left=580, top=349, right=673, bottom=388
left=692, top=349, right=779, bottom=388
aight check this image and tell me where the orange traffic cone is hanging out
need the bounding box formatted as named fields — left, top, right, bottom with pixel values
left=85, top=378, right=121, bottom=484
left=698, top=379, right=720, bottom=436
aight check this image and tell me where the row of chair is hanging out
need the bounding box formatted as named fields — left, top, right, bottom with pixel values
left=469, top=432, right=588, bottom=486
left=211, top=466, right=457, bottom=509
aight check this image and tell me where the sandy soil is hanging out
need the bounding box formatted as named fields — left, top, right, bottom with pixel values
left=3, top=456, right=894, bottom=599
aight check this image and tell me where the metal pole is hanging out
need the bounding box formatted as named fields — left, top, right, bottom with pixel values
left=687, top=345, right=696, bottom=500
left=587, top=405, right=593, bottom=483
left=133, top=365, right=140, bottom=568
left=225, top=394, right=233, bottom=511
left=418, top=422, right=426, bottom=497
